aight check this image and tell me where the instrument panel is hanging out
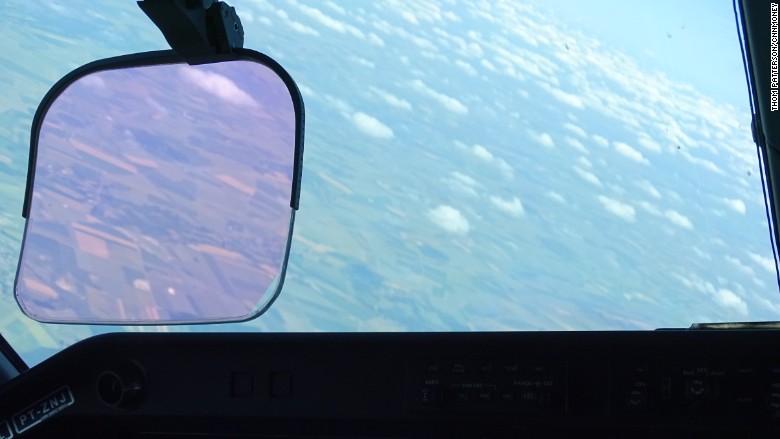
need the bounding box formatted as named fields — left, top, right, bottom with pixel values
left=1, top=330, right=779, bottom=437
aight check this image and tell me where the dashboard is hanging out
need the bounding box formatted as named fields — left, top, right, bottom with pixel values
left=1, top=330, right=779, bottom=437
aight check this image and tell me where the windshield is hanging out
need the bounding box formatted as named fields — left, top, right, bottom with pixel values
left=1, top=0, right=777, bottom=366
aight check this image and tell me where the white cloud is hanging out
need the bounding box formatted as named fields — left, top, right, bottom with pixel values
left=573, top=166, right=602, bottom=186
left=370, top=87, right=412, bottom=111
left=637, top=135, right=663, bottom=153
left=445, top=172, right=479, bottom=196
left=367, top=33, right=385, bottom=46
left=748, top=252, right=776, bottom=274
left=713, top=288, right=748, bottom=316
left=592, top=134, right=609, bottom=148
left=613, top=141, right=649, bottom=165
left=296, top=4, right=364, bottom=38
left=636, top=180, right=662, bottom=199
left=530, top=131, right=554, bottom=148
left=598, top=195, right=636, bottom=222
left=564, top=137, right=588, bottom=153
left=410, top=79, right=469, bottom=115
left=451, top=171, right=478, bottom=187
left=287, top=20, right=319, bottom=35
left=455, top=59, right=477, bottom=76
left=324, top=1, right=345, bottom=14
left=725, top=255, right=756, bottom=277
left=496, top=158, right=514, bottom=178
left=351, top=112, right=394, bottom=139
left=638, top=201, right=662, bottom=216
left=428, top=205, right=470, bottom=234
left=401, top=10, right=419, bottom=24
left=722, top=198, right=746, bottom=214
left=664, top=209, right=693, bottom=229
left=350, top=56, right=375, bottom=69
left=490, top=196, right=525, bottom=217
left=680, top=150, right=724, bottom=175
left=547, top=191, right=566, bottom=203
left=481, top=59, right=498, bottom=72
left=563, top=122, right=587, bottom=138
left=472, top=144, right=493, bottom=161
left=179, top=68, right=257, bottom=108
left=543, top=85, right=585, bottom=109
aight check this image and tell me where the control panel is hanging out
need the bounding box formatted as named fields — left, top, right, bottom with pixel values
left=2, top=331, right=780, bottom=438
left=408, top=359, right=565, bottom=414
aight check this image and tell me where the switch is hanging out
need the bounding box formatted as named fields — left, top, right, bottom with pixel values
left=270, top=372, right=293, bottom=398
left=231, top=372, right=254, bottom=397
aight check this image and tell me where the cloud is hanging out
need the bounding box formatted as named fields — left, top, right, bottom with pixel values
left=592, top=134, right=609, bottom=148
left=287, top=20, right=319, bottom=35
left=401, top=10, right=418, bottom=24
left=350, top=56, right=375, bottom=69
left=613, top=141, right=649, bottom=164
left=637, top=201, right=662, bottom=216
left=722, top=198, right=746, bottom=214
left=541, top=84, right=585, bottom=109
left=530, top=131, right=555, bottom=148
left=598, top=195, right=636, bottom=222
left=636, top=180, right=662, bottom=199
left=664, top=209, right=693, bottom=229
left=451, top=171, right=478, bottom=187
left=351, top=112, right=394, bottom=139
left=367, top=33, right=385, bottom=46
left=466, top=144, right=514, bottom=178
left=573, top=166, right=602, bottom=186
left=428, top=205, right=470, bottom=234
left=713, top=288, right=748, bottom=316
left=748, top=251, right=776, bottom=274
left=472, top=144, right=493, bottom=161
left=445, top=172, right=479, bottom=196
left=370, top=87, right=412, bottom=110
left=563, top=122, right=587, bottom=137
left=490, top=196, right=525, bottom=217
left=547, top=191, right=566, bottom=203
left=481, top=59, right=498, bottom=72
left=637, top=135, right=663, bottom=153
left=455, top=59, right=477, bottom=76
left=565, top=137, right=588, bottom=153
left=495, top=158, right=514, bottom=178
left=296, top=4, right=364, bottom=38
left=179, top=68, right=257, bottom=107
left=410, top=79, right=469, bottom=114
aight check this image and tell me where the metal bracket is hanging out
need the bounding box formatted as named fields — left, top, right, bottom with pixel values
left=137, top=0, right=244, bottom=64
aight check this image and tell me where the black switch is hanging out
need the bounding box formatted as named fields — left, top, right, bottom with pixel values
left=270, top=372, right=293, bottom=398
left=231, top=372, right=255, bottom=397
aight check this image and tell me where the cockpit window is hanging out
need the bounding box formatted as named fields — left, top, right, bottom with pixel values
left=0, top=0, right=777, bottom=365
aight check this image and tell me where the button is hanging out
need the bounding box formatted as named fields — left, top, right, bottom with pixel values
left=520, top=390, right=539, bottom=403
left=479, top=364, right=493, bottom=374
left=503, top=364, right=519, bottom=374
left=455, top=390, right=470, bottom=402
left=269, top=372, right=293, bottom=398
left=661, top=377, right=671, bottom=399
left=231, top=372, right=255, bottom=397
left=452, top=362, right=466, bottom=374
left=476, top=391, right=493, bottom=402
left=426, top=363, right=440, bottom=373
left=499, top=391, right=515, bottom=402
left=420, top=388, right=442, bottom=404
